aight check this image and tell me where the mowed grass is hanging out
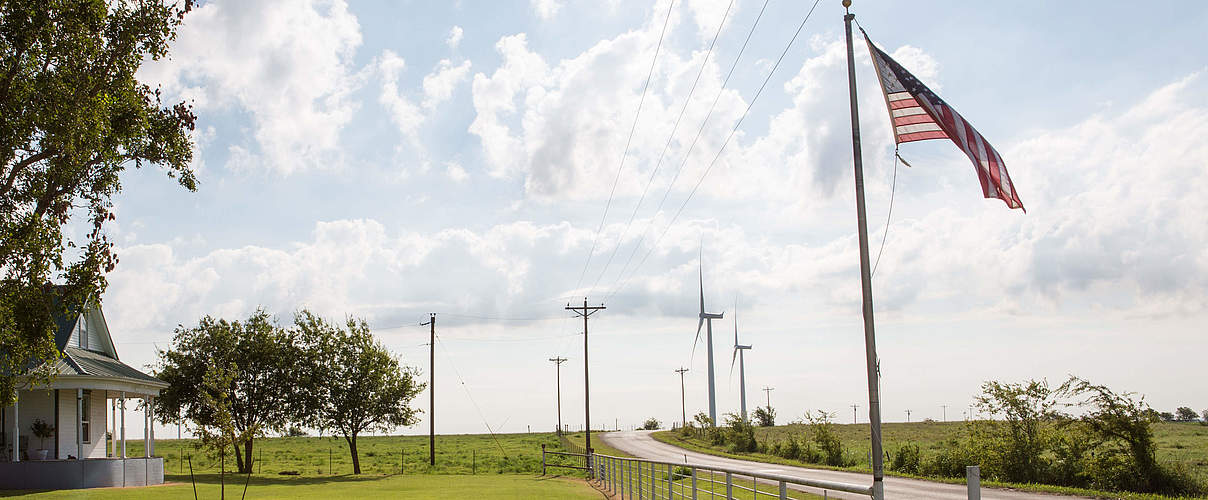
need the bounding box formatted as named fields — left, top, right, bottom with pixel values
left=126, top=432, right=560, bottom=476
left=0, top=474, right=602, bottom=499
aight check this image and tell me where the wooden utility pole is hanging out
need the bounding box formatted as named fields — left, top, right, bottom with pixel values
left=851, top=404, right=860, bottom=424
left=421, top=313, right=436, bottom=466
left=762, top=387, right=774, bottom=411
left=565, top=298, right=604, bottom=471
left=905, top=409, right=912, bottom=423
left=549, top=357, right=568, bottom=435
left=674, top=367, right=689, bottom=428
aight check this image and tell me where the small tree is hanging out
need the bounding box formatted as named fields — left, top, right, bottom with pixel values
left=297, top=312, right=422, bottom=474
left=154, top=310, right=307, bottom=473
left=1059, top=376, right=1160, bottom=492
left=1158, top=411, right=1175, bottom=422
left=641, top=418, right=661, bottom=430
left=753, top=406, right=776, bottom=427
left=1202, top=409, right=1207, bottom=425
left=30, top=418, right=54, bottom=451
left=974, top=379, right=1060, bottom=483
left=1174, top=407, right=1198, bottom=422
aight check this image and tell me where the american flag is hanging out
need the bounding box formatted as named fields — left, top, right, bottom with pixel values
left=864, top=31, right=1024, bottom=211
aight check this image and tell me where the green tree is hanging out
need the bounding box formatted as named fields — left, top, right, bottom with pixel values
left=1059, top=376, right=1161, bottom=492
left=974, top=379, right=1060, bottom=483
left=641, top=418, right=660, bottom=430
left=753, top=406, right=776, bottom=427
left=0, top=0, right=197, bottom=405
left=1174, top=407, right=1198, bottom=422
left=154, top=310, right=306, bottom=473
left=296, top=311, right=422, bottom=474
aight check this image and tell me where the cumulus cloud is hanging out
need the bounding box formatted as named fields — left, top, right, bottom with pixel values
left=530, top=0, right=563, bottom=20
left=423, top=59, right=473, bottom=109
left=377, top=52, right=472, bottom=145
left=139, top=0, right=364, bottom=175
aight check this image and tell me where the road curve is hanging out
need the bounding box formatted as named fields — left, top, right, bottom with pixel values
left=599, top=430, right=1091, bottom=500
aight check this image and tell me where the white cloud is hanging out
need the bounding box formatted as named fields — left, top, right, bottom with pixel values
left=139, top=0, right=364, bottom=175
left=423, top=59, right=473, bottom=110
left=445, top=161, right=469, bottom=183
left=446, top=25, right=464, bottom=50
left=377, top=50, right=425, bottom=140
left=530, top=0, right=563, bottom=20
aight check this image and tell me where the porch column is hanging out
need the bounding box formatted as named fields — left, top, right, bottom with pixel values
left=120, top=392, right=126, bottom=459
left=148, top=397, right=155, bottom=457
left=143, top=398, right=149, bottom=458
left=10, top=393, right=17, bottom=462
left=111, top=397, right=117, bottom=457
left=76, top=389, right=83, bottom=460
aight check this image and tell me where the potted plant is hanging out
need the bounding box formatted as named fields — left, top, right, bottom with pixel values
left=30, top=418, right=54, bottom=460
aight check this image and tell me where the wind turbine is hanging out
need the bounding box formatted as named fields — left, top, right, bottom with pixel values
left=730, top=299, right=752, bottom=422
left=693, top=252, right=724, bottom=425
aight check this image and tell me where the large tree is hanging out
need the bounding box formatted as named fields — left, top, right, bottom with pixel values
left=0, top=0, right=197, bottom=405
left=154, top=310, right=306, bottom=474
left=295, top=311, right=422, bottom=474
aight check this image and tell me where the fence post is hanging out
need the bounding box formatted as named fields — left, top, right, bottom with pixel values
left=779, top=480, right=788, bottom=499
left=725, top=472, right=732, bottom=499
left=966, top=465, right=980, bottom=500
left=648, top=461, right=654, bottom=500
left=472, top=450, right=476, bottom=475
left=668, top=463, right=674, bottom=499
left=690, top=467, right=697, bottom=500
left=541, top=444, right=546, bottom=476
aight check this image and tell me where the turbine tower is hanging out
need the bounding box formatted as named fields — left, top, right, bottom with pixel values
left=693, top=254, right=724, bottom=425
left=730, top=302, right=752, bottom=422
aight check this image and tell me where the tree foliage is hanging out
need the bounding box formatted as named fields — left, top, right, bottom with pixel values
left=752, top=406, right=775, bottom=427
left=1174, top=407, right=1198, bottom=422
left=296, top=311, right=422, bottom=474
left=974, top=379, right=1060, bottom=483
left=0, top=0, right=196, bottom=405
left=641, top=418, right=660, bottom=430
left=154, top=310, right=306, bottom=473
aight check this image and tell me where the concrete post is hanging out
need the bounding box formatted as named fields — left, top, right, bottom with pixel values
left=148, top=397, right=155, bottom=457
left=111, top=398, right=117, bottom=457
left=967, top=465, right=981, bottom=500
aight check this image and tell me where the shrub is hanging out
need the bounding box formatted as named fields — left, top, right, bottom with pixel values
left=890, top=444, right=920, bottom=474
left=753, top=406, right=776, bottom=427
left=723, top=413, right=757, bottom=453
left=804, top=410, right=851, bottom=467
left=974, top=379, right=1058, bottom=484
left=642, top=418, right=661, bottom=430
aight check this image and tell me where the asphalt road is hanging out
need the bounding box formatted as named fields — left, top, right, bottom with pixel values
left=599, top=430, right=1092, bottom=500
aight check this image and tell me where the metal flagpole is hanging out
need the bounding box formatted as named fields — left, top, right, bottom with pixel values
left=843, top=1, right=885, bottom=499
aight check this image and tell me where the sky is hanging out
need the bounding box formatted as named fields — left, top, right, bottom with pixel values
left=89, top=0, right=1208, bottom=438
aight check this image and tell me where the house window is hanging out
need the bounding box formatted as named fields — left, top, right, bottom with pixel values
left=81, top=391, right=91, bottom=444
left=77, top=317, right=88, bottom=350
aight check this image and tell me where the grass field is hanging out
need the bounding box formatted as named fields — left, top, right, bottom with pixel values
left=124, top=431, right=560, bottom=476
left=0, top=473, right=602, bottom=499
left=652, top=421, right=1208, bottom=500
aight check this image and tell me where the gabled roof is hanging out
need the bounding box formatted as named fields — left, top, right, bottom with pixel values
left=51, top=347, right=166, bottom=388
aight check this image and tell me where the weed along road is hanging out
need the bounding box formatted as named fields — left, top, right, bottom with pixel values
left=600, top=431, right=1094, bottom=500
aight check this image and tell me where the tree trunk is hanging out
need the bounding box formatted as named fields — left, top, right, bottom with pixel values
left=348, top=433, right=361, bottom=474
left=232, top=441, right=245, bottom=474
left=243, top=438, right=254, bottom=474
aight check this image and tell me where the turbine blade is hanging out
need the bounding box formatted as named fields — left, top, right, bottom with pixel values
left=690, top=316, right=705, bottom=364
left=698, top=263, right=705, bottom=314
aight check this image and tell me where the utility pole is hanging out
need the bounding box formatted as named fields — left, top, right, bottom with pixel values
left=762, top=387, right=774, bottom=411
left=421, top=313, right=436, bottom=466
left=566, top=298, right=605, bottom=471
left=851, top=404, right=860, bottom=424
left=675, top=367, right=689, bottom=428
left=941, top=405, right=947, bottom=423
left=905, top=409, right=912, bottom=423
left=549, top=357, right=568, bottom=435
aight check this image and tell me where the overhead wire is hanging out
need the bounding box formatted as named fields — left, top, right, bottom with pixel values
left=434, top=333, right=509, bottom=456
left=601, top=0, right=774, bottom=301
left=587, top=0, right=738, bottom=296
left=607, top=0, right=825, bottom=301
left=573, top=0, right=677, bottom=293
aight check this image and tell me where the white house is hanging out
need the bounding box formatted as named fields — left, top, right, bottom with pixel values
left=0, top=294, right=166, bottom=489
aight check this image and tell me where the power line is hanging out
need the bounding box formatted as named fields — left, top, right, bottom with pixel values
left=587, top=0, right=738, bottom=296
left=602, top=0, right=773, bottom=302
left=608, top=0, right=824, bottom=300
left=574, top=0, right=678, bottom=293
left=434, top=333, right=508, bottom=457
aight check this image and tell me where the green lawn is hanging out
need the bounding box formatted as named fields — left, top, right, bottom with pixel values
left=0, top=474, right=601, bottom=499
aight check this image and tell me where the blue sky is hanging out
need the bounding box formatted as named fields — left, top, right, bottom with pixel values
left=98, top=0, right=1208, bottom=436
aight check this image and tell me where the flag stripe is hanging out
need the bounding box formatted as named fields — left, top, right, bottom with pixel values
left=864, top=30, right=1025, bottom=210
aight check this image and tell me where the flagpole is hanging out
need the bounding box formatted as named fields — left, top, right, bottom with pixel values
left=842, top=2, right=885, bottom=499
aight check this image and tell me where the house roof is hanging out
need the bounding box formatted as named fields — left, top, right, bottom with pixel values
left=52, top=347, right=166, bottom=388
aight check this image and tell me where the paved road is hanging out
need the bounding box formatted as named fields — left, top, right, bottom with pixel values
left=599, top=431, right=1091, bottom=500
